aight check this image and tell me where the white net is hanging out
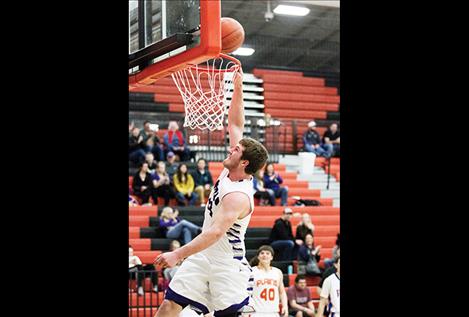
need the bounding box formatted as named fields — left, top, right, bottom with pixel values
left=171, top=55, right=240, bottom=131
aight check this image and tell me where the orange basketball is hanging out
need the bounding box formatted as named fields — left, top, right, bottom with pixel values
left=221, top=17, right=245, bottom=54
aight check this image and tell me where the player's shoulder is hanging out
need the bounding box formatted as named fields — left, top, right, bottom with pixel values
left=271, top=267, right=283, bottom=278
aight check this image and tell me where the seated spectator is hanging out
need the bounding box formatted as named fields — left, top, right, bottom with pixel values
left=323, top=122, right=340, bottom=157
left=129, top=127, right=147, bottom=165
left=165, top=151, right=179, bottom=181
left=268, top=207, right=303, bottom=261
left=129, top=245, right=158, bottom=296
left=173, top=163, right=199, bottom=206
left=145, top=152, right=158, bottom=174
left=298, top=233, right=322, bottom=276
left=132, top=162, right=157, bottom=205
left=140, top=120, right=164, bottom=161
left=253, top=169, right=273, bottom=206
left=163, top=121, right=190, bottom=161
left=263, top=163, right=289, bottom=206
left=159, top=207, right=201, bottom=245
left=324, top=233, right=340, bottom=268
left=192, top=158, right=213, bottom=206
left=163, top=240, right=183, bottom=283
left=295, top=213, right=315, bottom=243
left=286, top=275, right=316, bottom=317
left=152, top=161, right=175, bottom=206
left=302, top=121, right=332, bottom=158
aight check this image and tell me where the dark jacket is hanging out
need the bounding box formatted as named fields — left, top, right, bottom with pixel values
left=269, top=218, right=294, bottom=243
left=303, top=129, right=322, bottom=146
left=263, top=174, right=284, bottom=192
left=132, top=172, right=153, bottom=194
left=129, top=135, right=145, bottom=153
left=192, top=169, right=214, bottom=187
left=298, top=244, right=321, bottom=263
left=295, top=224, right=313, bottom=242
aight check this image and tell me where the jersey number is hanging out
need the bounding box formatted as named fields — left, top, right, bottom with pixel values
left=207, top=180, right=220, bottom=217
left=260, top=288, right=275, bottom=301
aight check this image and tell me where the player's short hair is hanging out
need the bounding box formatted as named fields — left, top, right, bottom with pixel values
left=239, top=138, right=268, bottom=175
left=256, top=245, right=274, bottom=257
left=295, top=275, right=307, bottom=283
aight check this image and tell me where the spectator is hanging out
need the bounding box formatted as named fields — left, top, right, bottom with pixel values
left=298, top=234, right=322, bottom=276
left=131, top=162, right=157, bottom=205
left=145, top=152, right=158, bottom=174
left=159, top=207, right=201, bottom=245
left=192, top=158, right=213, bottom=206
left=263, top=163, right=289, bottom=206
left=163, top=121, right=190, bottom=161
left=323, top=122, right=340, bottom=157
left=165, top=151, right=179, bottom=181
left=302, top=121, right=332, bottom=158
left=129, top=245, right=158, bottom=296
left=324, top=233, right=340, bottom=268
left=140, top=120, right=165, bottom=161
left=152, top=161, right=175, bottom=206
left=173, top=163, right=199, bottom=206
left=317, top=257, right=340, bottom=317
left=253, top=169, right=273, bottom=206
left=129, top=127, right=147, bottom=165
left=163, top=240, right=183, bottom=283
left=295, top=213, right=315, bottom=243
left=286, top=275, right=316, bottom=317
left=269, top=208, right=303, bottom=261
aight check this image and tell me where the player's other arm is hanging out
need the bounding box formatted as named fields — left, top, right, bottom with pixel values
left=155, top=192, right=250, bottom=267
left=316, top=297, right=328, bottom=317
left=228, top=67, right=244, bottom=148
left=316, top=277, right=331, bottom=317
left=278, top=271, right=289, bottom=317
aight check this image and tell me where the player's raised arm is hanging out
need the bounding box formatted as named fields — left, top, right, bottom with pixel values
left=154, top=192, right=250, bottom=267
left=228, top=67, right=245, bottom=148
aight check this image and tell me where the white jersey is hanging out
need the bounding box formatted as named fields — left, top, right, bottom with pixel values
left=320, top=273, right=340, bottom=316
left=201, top=168, right=255, bottom=260
left=250, top=266, right=283, bottom=314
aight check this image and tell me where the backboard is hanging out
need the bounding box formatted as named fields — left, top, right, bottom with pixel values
left=129, top=0, right=221, bottom=86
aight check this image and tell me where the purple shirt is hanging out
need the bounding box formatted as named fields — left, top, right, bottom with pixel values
left=263, top=173, right=284, bottom=192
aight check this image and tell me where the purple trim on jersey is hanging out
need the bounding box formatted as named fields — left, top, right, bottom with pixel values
left=233, top=256, right=243, bottom=260
left=227, top=231, right=240, bottom=239
left=165, top=287, right=210, bottom=315
left=232, top=247, right=243, bottom=251
left=214, top=296, right=250, bottom=316
left=228, top=239, right=241, bottom=244
left=233, top=223, right=241, bottom=228
left=247, top=287, right=253, bottom=291
left=229, top=227, right=241, bottom=234
left=248, top=277, right=254, bottom=281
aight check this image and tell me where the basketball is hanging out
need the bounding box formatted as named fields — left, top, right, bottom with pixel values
left=221, top=17, right=245, bottom=53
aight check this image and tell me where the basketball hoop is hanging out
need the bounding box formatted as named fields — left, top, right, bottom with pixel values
left=171, top=53, right=241, bottom=131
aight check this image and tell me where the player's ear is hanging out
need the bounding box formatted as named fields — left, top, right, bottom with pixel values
left=241, top=159, right=249, bottom=168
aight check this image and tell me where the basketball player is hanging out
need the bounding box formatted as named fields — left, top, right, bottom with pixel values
left=154, top=67, right=269, bottom=317
left=316, top=257, right=340, bottom=317
left=245, top=245, right=289, bottom=317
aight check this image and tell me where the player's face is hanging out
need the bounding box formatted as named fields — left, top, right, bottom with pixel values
left=223, top=144, right=246, bottom=169
left=257, top=250, right=273, bottom=265
left=296, top=279, right=307, bottom=289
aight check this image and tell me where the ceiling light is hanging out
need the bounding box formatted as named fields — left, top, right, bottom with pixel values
left=273, top=4, right=310, bottom=16
left=231, top=47, right=255, bottom=56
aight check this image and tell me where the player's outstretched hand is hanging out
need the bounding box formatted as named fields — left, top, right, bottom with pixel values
left=154, top=251, right=181, bottom=268
left=233, top=67, right=244, bottom=88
